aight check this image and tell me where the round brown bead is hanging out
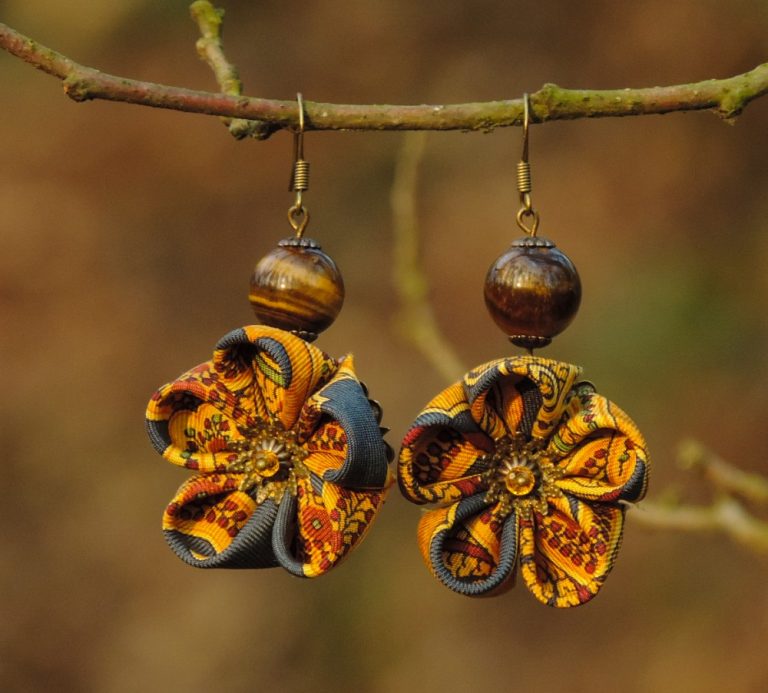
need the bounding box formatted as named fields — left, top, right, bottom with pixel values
left=249, top=237, right=345, bottom=341
left=483, top=236, right=581, bottom=349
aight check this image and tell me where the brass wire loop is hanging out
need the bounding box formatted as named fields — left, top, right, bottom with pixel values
left=515, top=93, right=540, bottom=236
left=287, top=203, right=309, bottom=237
left=288, top=92, right=310, bottom=238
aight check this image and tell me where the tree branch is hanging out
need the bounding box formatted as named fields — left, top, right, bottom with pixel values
left=1, top=19, right=767, bottom=137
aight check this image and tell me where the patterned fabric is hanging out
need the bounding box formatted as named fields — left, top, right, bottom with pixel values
left=398, top=356, right=649, bottom=606
left=146, top=325, right=391, bottom=577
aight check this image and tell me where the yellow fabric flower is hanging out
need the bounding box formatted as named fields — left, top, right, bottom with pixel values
left=398, top=356, right=649, bottom=606
left=147, top=326, right=391, bottom=577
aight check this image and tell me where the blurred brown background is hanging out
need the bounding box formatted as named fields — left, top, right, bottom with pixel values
left=1, top=1, right=767, bottom=691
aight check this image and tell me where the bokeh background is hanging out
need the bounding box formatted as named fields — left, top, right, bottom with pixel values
left=2, top=1, right=767, bottom=691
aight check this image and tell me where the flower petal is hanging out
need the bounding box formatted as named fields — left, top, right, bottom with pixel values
left=549, top=384, right=650, bottom=503
left=163, top=473, right=280, bottom=568
left=271, top=475, right=387, bottom=577
left=146, top=401, right=245, bottom=472
left=303, top=441, right=346, bottom=469
left=146, top=358, right=255, bottom=470
left=463, top=356, right=582, bottom=441
left=398, top=382, right=492, bottom=505
left=295, top=355, right=390, bottom=489
left=417, top=494, right=519, bottom=596
left=519, top=494, right=625, bottom=607
left=214, top=326, right=337, bottom=430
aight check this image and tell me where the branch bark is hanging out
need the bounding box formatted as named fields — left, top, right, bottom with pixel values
left=1, top=20, right=767, bottom=137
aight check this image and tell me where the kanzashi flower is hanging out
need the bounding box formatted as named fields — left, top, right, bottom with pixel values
left=146, top=325, right=391, bottom=577
left=398, top=356, right=649, bottom=607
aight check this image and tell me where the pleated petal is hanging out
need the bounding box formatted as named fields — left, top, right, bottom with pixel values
left=417, top=494, right=519, bottom=596
left=549, top=384, right=650, bottom=503
left=463, top=356, right=582, bottom=441
left=148, top=360, right=258, bottom=423
left=464, top=363, right=529, bottom=440
left=215, top=326, right=337, bottom=430
left=162, top=473, right=279, bottom=568
left=519, top=494, right=625, bottom=607
left=146, top=359, right=255, bottom=470
left=296, top=354, right=390, bottom=489
left=399, top=427, right=490, bottom=506
left=398, top=382, right=492, bottom=506
left=271, top=475, right=387, bottom=577
left=147, top=404, right=244, bottom=472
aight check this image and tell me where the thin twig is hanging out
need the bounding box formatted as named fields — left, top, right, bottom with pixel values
left=678, top=438, right=768, bottom=504
left=189, top=1, right=271, bottom=139
left=629, top=496, right=768, bottom=553
left=1, top=20, right=767, bottom=136
left=390, top=132, right=466, bottom=383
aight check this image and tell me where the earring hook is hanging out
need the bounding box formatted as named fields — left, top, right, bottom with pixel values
left=515, top=93, right=539, bottom=236
left=288, top=92, right=310, bottom=238
left=293, top=92, right=305, bottom=160
left=521, top=92, right=530, bottom=164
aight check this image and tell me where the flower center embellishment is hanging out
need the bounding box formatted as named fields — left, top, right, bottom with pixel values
left=251, top=440, right=288, bottom=478
left=484, top=435, right=563, bottom=517
left=505, top=463, right=537, bottom=497
left=226, top=418, right=309, bottom=504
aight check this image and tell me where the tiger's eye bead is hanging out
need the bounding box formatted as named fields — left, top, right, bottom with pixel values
left=484, top=236, right=581, bottom=350
left=249, top=237, right=345, bottom=342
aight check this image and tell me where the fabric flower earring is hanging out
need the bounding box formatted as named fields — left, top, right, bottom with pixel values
left=397, top=96, right=650, bottom=607
left=146, top=95, right=392, bottom=577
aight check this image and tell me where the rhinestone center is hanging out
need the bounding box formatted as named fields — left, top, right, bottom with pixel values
left=505, top=466, right=536, bottom=496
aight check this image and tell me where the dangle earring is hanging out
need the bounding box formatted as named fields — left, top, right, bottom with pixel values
left=146, top=94, right=392, bottom=577
left=398, top=95, right=650, bottom=607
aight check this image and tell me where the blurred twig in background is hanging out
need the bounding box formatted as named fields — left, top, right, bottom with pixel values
left=631, top=441, right=768, bottom=553
left=390, top=132, right=465, bottom=384
left=388, top=132, right=768, bottom=555
left=1, top=8, right=768, bottom=134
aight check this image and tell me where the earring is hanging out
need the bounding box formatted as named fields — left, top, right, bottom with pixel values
left=397, top=95, right=650, bottom=607
left=146, top=94, right=392, bottom=577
